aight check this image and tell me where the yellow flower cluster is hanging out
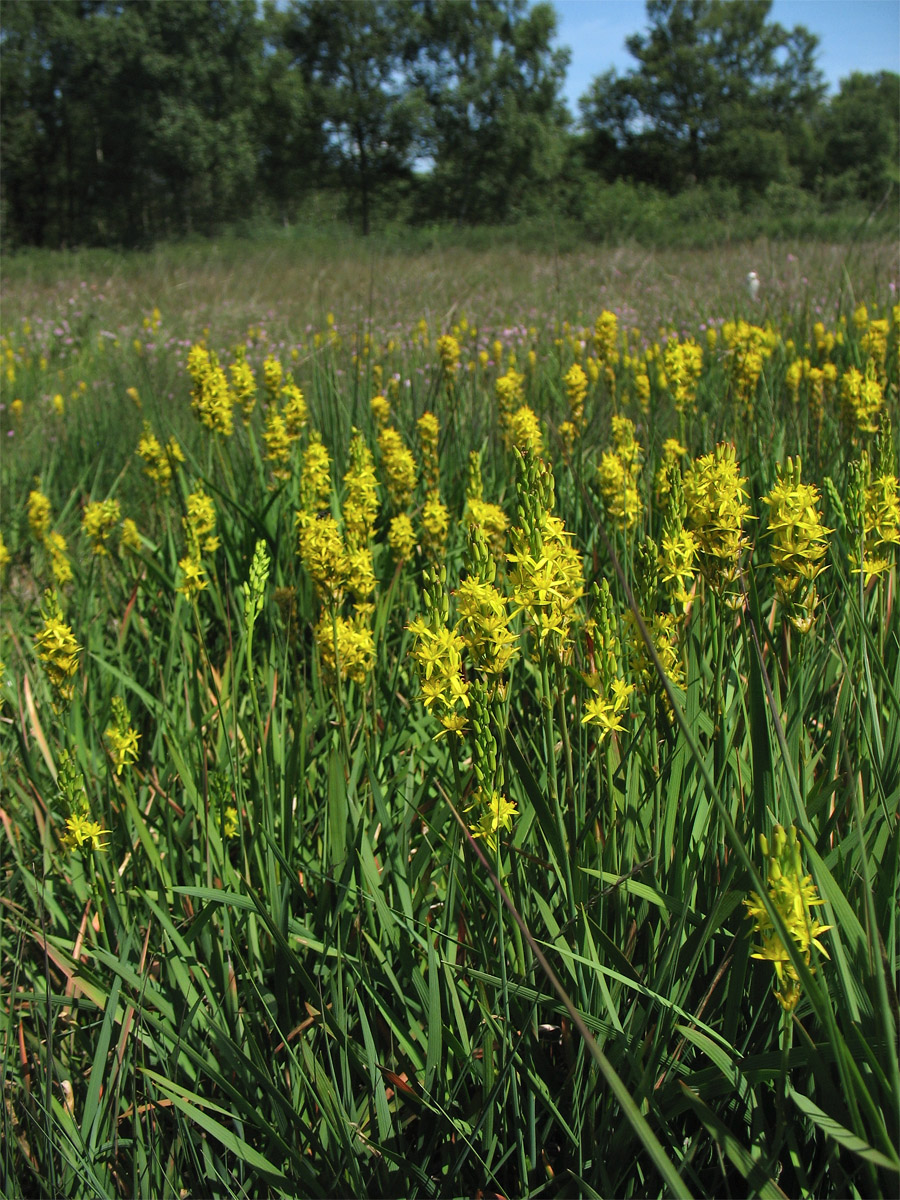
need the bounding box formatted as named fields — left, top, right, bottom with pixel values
left=597, top=416, right=643, bottom=531
left=229, top=345, right=257, bottom=423
left=849, top=439, right=900, bottom=585
left=105, top=695, right=140, bottom=775
left=27, top=489, right=52, bottom=541
left=57, top=749, right=109, bottom=852
left=299, top=432, right=333, bottom=515
left=187, top=344, right=234, bottom=436
left=407, top=611, right=470, bottom=734
left=744, top=825, right=830, bottom=1012
left=314, top=612, right=376, bottom=685
left=563, top=362, right=588, bottom=431
left=298, top=514, right=347, bottom=604
left=495, top=368, right=525, bottom=448
left=582, top=580, right=633, bottom=739
left=177, top=486, right=219, bottom=598
left=507, top=454, right=584, bottom=648
left=82, top=498, right=122, bottom=556
left=27, top=489, right=73, bottom=586
left=468, top=788, right=519, bottom=853
left=378, top=426, right=417, bottom=511
left=343, top=430, right=379, bottom=547
left=508, top=405, right=543, bottom=456
left=137, top=422, right=185, bottom=491
left=417, top=412, right=440, bottom=490
left=263, top=354, right=283, bottom=401
left=840, top=362, right=883, bottom=435
left=422, top=491, right=450, bottom=562
left=722, top=320, right=776, bottom=417
left=455, top=575, right=518, bottom=677
left=663, top=337, right=703, bottom=415
left=387, top=513, right=416, bottom=562
left=682, top=443, right=751, bottom=593
left=34, top=590, right=81, bottom=708
left=436, top=334, right=461, bottom=380
left=762, top=458, right=830, bottom=632
left=593, top=310, right=619, bottom=368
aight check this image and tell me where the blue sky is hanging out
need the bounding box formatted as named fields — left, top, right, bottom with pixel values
left=552, top=0, right=900, bottom=115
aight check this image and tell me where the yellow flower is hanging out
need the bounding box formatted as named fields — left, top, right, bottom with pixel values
left=298, top=513, right=347, bottom=602
left=417, top=411, right=440, bottom=490
left=120, top=518, right=142, bottom=552
left=762, top=458, right=830, bottom=631
left=62, top=813, right=110, bottom=852
left=342, top=431, right=379, bottom=547
left=262, top=354, right=284, bottom=401
left=421, top=491, right=449, bottom=560
left=187, top=344, right=234, bottom=436
left=582, top=677, right=635, bottom=737
left=263, top=410, right=292, bottom=478
left=299, top=432, right=333, bottom=515
left=455, top=576, right=518, bottom=676
left=387, top=513, right=416, bottom=562
left=82, top=498, right=122, bottom=556
left=468, top=790, right=518, bottom=852
left=183, top=487, right=219, bottom=554
left=177, top=554, right=207, bottom=598
left=508, top=405, right=543, bottom=456
left=34, top=591, right=81, bottom=706
left=563, top=363, right=588, bottom=429
left=230, top=346, right=257, bottom=422
left=371, top=393, right=391, bottom=429
left=378, top=426, right=417, bottom=510
left=105, top=696, right=140, bottom=775
left=314, top=611, right=376, bottom=685
left=137, top=424, right=184, bottom=491
left=745, top=825, right=831, bottom=1012
left=436, top=334, right=461, bottom=379
left=45, top=531, right=73, bottom=586
left=683, top=443, right=751, bottom=590
left=28, top=489, right=53, bottom=542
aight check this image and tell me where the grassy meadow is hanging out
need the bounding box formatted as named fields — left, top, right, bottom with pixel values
left=1, top=233, right=899, bottom=1199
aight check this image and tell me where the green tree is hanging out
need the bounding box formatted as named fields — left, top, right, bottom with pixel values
left=274, top=0, right=424, bottom=235
left=407, top=0, right=570, bottom=223
left=1, top=0, right=266, bottom=247
left=818, top=71, right=900, bottom=204
left=579, top=0, right=824, bottom=193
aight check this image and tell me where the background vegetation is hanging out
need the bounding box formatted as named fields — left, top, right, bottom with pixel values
left=1, top=0, right=898, bottom=249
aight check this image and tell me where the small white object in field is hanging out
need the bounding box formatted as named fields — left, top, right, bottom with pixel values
left=747, top=271, right=760, bottom=302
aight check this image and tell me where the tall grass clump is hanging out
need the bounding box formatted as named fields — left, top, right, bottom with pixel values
left=1, top=253, right=898, bottom=1199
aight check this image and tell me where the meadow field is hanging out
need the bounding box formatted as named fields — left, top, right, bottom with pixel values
left=1, top=233, right=899, bottom=1199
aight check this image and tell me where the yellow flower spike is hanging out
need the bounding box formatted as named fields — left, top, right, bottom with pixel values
left=387, top=513, right=416, bottom=562
left=34, top=591, right=81, bottom=707
left=105, top=696, right=140, bottom=776
left=82, top=498, right=122, bottom=556
left=417, top=411, right=440, bottom=491
left=563, top=362, right=588, bottom=430
left=296, top=433, right=332, bottom=516
left=28, top=489, right=53, bottom=542
left=378, top=426, right=417, bottom=510
left=745, top=824, right=831, bottom=1012
left=436, top=334, right=461, bottom=380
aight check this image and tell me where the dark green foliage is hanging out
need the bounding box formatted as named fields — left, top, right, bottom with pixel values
left=0, top=0, right=896, bottom=249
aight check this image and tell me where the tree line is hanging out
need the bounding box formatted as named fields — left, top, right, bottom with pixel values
left=1, top=0, right=897, bottom=249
